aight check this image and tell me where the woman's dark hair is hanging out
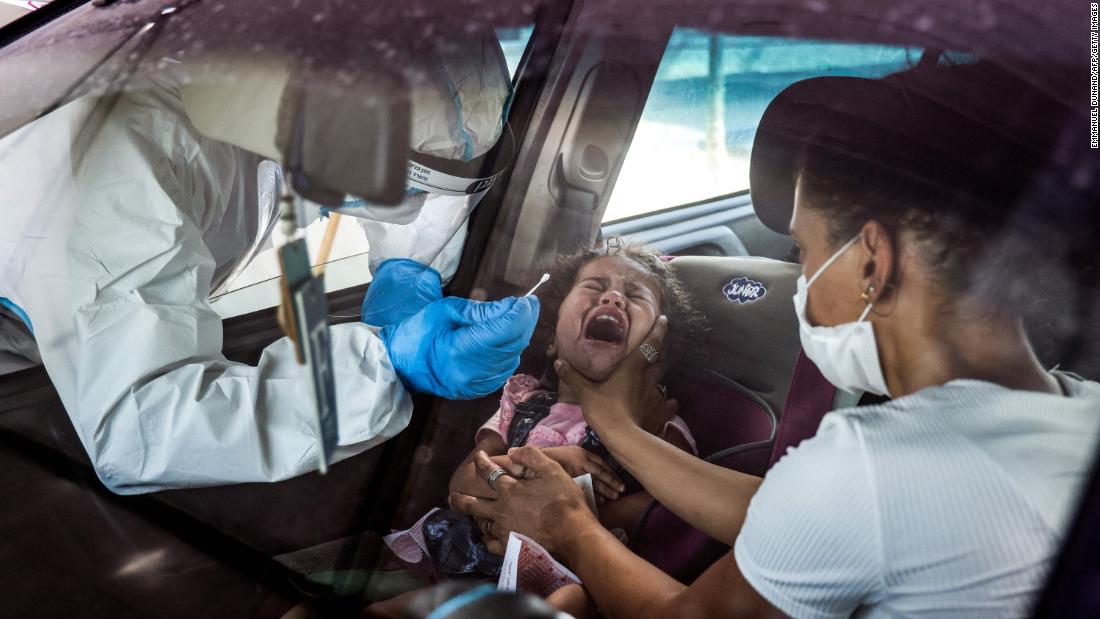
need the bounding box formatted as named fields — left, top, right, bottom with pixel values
left=794, top=142, right=985, bottom=297
left=524, top=238, right=708, bottom=382
left=790, top=60, right=1098, bottom=325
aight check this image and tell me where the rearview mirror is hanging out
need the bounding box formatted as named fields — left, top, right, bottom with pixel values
left=182, top=55, right=410, bottom=206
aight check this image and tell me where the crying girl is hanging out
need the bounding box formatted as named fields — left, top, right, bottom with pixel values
left=371, top=241, right=706, bottom=617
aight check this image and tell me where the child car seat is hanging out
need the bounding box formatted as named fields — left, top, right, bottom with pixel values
left=628, top=255, right=836, bottom=583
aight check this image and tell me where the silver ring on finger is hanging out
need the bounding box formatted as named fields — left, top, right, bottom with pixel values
left=656, top=384, right=668, bottom=399
left=486, top=519, right=494, bottom=537
left=639, top=343, right=659, bottom=365
left=487, top=468, right=507, bottom=491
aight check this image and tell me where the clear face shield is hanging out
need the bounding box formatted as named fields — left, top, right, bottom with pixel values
left=330, top=30, right=515, bottom=283
left=339, top=133, right=514, bottom=282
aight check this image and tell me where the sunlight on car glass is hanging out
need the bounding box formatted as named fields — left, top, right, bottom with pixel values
left=604, top=31, right=921, bottom=223
left=210, top=211, right=373, bottom=319
left=497, top=25, right=534, bottom=79
left=0, top=0, right=47, bottom=29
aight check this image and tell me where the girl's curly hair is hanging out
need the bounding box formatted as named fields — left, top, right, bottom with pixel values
left=522, top=238, right=708, bottom=383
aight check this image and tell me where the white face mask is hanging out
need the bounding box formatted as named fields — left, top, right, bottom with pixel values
left=792, top=235, right=891, bottom=397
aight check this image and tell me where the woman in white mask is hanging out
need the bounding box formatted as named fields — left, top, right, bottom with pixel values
left=447, top=61, right=1100, bottom=618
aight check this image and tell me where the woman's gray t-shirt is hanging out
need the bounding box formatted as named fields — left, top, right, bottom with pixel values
left=734, top=373, right=1100, bottom=618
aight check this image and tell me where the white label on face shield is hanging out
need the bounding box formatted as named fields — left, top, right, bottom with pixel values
left=406, top=160, right=500, bottom=197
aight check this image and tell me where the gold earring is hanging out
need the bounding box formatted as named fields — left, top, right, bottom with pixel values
left=860, top=284, right=876, bottom=303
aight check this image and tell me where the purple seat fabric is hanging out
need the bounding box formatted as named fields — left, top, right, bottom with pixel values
left=629, top=500, right=740, bottom=585
left=666, top=369, right=776, bottom=466
left=768, top=349, right=835, bottom=467
left=628, top=369, right=774, bottom=583
left=623, top=255, right=803, bottom=583
left=628, top=368, right=775, bottom=583
left=630, top=350, right=835, bottom=584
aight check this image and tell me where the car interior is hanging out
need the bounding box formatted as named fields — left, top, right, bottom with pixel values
left=0, top=0, right=1096, bottom=616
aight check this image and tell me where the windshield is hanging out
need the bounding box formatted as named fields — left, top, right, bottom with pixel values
left=0, top=1, right=1096, bottom=616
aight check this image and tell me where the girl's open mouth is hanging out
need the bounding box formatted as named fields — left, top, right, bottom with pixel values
left=583, top=307, right=627, bottom=344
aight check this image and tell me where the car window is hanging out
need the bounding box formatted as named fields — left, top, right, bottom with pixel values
left=602, top=30, right=922, bottom=223
left=498, top=25, right=535, bottom=78
left=210, top=208, right=374, bottom=319
left=0, top=1, right=45, bottom=29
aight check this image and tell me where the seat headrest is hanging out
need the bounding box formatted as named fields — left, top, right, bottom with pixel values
left=670, top=255, right=801, bottom=418
left=180, top=54, right=410, bottom=206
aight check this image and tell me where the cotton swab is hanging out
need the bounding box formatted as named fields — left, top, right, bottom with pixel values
left=525, top=273, right=550, bottom=297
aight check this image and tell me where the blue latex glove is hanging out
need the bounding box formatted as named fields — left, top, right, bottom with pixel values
left=361, top=258, right=443, bottom=327
left=382, top=295, right=541, bottom=399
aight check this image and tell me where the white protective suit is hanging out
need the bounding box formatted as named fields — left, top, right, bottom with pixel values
left=0, top=40, right=511, bottom=494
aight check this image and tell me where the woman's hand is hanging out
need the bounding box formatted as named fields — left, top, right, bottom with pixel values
left=449, top=450, right=524, bottom=496
left=450, top=446, right=601, bottom=557
left=556, top=315, right=674, bottom=435
left=448, top=434, right=515, bottom=499
left=450, top=450, right=528, bottom=553
left=541, top=445, right=626, bottom=502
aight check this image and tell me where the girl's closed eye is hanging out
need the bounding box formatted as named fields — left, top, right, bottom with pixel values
left=579, top=279, right=604, bottom=292
left=627, top=286, right=656, bottom=305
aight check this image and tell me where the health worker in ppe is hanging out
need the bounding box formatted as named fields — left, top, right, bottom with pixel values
left=0, top=31, right=537, bottom=495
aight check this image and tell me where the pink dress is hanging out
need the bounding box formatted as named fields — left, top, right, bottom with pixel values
left=475, top=374, right=697, bottom=454
left=381, top=373, right=698, bottom=584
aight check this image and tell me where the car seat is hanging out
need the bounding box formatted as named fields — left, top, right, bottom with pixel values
left=627, top=255, right=837, bottom=583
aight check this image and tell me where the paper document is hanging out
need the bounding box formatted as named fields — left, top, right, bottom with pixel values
left=498, top=532, right=581, bottom=596
left=496, top=473, right=595, bottom=596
